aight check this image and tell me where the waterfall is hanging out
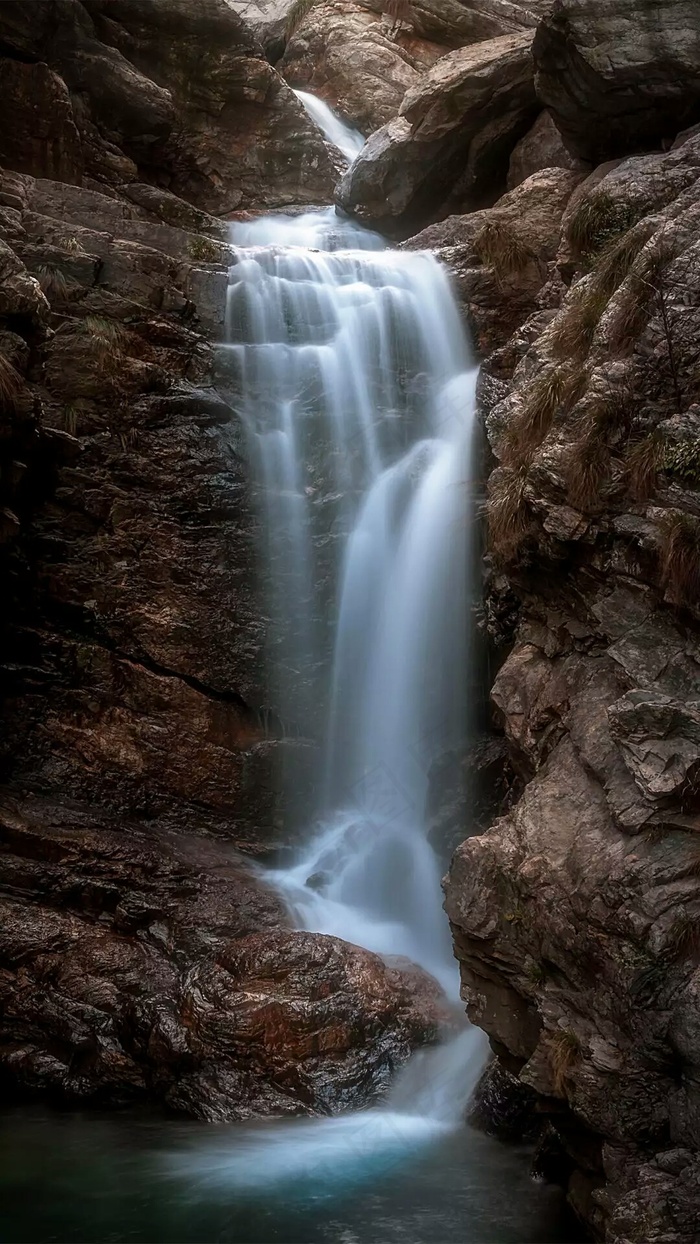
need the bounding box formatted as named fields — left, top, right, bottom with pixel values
left=294, top=88, right=365, bottom=164
left=222, top=94, right=485, bottom=1154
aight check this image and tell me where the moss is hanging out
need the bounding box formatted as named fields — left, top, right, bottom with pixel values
left=187, top=235, right=222, bottom=264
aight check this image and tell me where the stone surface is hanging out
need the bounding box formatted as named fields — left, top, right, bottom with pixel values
left=404, top=166, right=581, bottom=354
left=444, top=121, right=700, bottom=1243
left=507, top=110, right=587, bottom=190
left=279, top=2, right=438, bottom=133
left=0, top=0, right=341, bottom=212
left=337, top=31, right=538, bottom=236
left=533, top=0, right=700, bottom=164
left=0, top=796, right=445, bottom=1118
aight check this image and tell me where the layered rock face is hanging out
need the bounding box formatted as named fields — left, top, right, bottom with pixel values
left=0, top=0, right=340, bottom=212
left=0, top=0, right=448, bottom=1118
left=436, top=106, right=700, bottom=1244
left=278, top=0, right=548, bottom=134
left=0, top=795, right=445, bottom=1117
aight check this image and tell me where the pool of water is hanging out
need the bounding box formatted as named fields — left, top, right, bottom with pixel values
left=0, top=1106, right=587, bottom=1243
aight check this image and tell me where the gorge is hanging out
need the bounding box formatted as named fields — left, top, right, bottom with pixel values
left=1, top=1, right=700, bottom=1242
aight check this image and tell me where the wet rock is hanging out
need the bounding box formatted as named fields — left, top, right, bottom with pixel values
left=468, top=1057, right=540, bottom=1141
left=337, top=31, right=538, bottom=236
left=404, top=166, right=581, bottom=353
left=445, top=108, right=700, bottom=1244
left=533, top=0, right=700, bottom=165
left=279, top=3, right=436, bottom=133
left=0, top=796, right=443, bottom=1118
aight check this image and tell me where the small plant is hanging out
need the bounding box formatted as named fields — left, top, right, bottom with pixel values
left=0, top=354, right=23, bottom=413
left=526, top=960, right=547, bottom=986
left=64, top=235, right=83, bottom=253
left=624, top=431, right=664, bottom=501
left=187, top=236, right=222, bottom=264
left=550, top=282, right=609, bottom=363
left=666, top=913, right=700, bottom=962
left=547, top=1029, right=582, bottom=1096
left=473, top=218, right=534, bottom=282
left=487, top=467, right=532, bottom=565
left=504, top=904, right=526, bottom=925
left=660, top=512, right=700, bottom=608
left=566, top=432, right=610, bottom=512
left=36, top=263, right=74, bottom=304
left=502, top=364, right=585, bottom=465
left=664, top=438, right=700, bottom=487
left=569, top=193, right=639, bottom=265
left=285, top=0, right=318, bottom=38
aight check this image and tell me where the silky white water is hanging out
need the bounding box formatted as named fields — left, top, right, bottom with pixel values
left=294, top=88, right=365, bottom=164
left=222, top=95, right=485, bottom=1169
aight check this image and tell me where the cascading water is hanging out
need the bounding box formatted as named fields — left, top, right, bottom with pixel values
left=221, top=95, right=485, bottom=1171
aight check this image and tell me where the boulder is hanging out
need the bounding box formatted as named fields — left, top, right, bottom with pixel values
left=0, top=797, right=444, bottom=1118
left=279, top=2, right=440, bottom=133
left=357, top=0, right=550, bottom=47
left=337, top=31, right=538, bottom=236
left=533, top=0, right=700, bottom=164
left=404, top=166, right=580, bottom=353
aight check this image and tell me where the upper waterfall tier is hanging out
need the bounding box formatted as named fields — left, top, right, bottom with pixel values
left=225, top=206, right=478, bottom=995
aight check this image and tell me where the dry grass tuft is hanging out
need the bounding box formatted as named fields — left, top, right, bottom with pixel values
left=550, top=283, right=609, bottom=363
left=624, top=431, right=664, bottom=501
left=473, top=218, right=534, bottom=282
left=566, top=432, right=610, bottom=512
left=502, top=364, right=585, bottom=465
left=596, top=229, right=648, bottom=298
left=569, top=193, right=638, bottom=265
left=36, top=264, right=76, bottom=304
left=660, top=512, right=700, bottom=608
left=487, top=467, right=532, bottom=564
left=547, top=1030, right=582, bottom=1097
left=0, top=354, right=24, bottom=413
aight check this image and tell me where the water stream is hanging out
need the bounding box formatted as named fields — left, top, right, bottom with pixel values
left=226, top=93, right=484, bottom=1142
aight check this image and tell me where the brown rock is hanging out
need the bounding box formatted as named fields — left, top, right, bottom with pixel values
left=0, top=60, right=84, bottom=186
left=337, top=31, right=538, bottom=236
left=0, top=796, right=443, bottom=1118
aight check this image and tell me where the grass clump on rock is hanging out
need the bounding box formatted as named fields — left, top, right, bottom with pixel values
left=502, top=364, right=586, bottom=466
left=546, top=1029, right=582, bottom=1097
left=660, top=511, right=700, bottom=608
left=550, top=282, right=610, bottom=363
left=473, top=219, right=534, bottom=283
left=569, top=193, right=640, bottom=266
left=487, top=466, right=532, bottom=565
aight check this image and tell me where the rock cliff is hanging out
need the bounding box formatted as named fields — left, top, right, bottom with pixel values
left=403, top=14, right=700, bottom=1240
left=0, top=0, right=444, bottom=1119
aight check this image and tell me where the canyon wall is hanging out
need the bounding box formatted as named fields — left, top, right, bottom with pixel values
left=2, top=2, right=700, bottom=1239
